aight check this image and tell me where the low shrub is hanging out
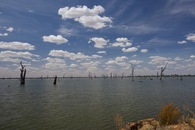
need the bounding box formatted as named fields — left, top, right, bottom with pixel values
left=158, top=103, right=181, bottom=126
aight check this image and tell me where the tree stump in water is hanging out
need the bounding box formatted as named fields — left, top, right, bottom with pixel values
left=20, top=61, right=26, bottom=85
left=53, top=75, right=57, bottom=85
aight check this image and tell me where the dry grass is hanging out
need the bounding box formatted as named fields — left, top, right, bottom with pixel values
left=181, top=105, right=195, bottom=129
left=114, top=113, right=124, bottom=130
left=183, top=105, right=195, bottom=119
left=158, top=103, right=181, bottom=126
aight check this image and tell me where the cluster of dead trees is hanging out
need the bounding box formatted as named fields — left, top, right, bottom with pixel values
left=130, top=62, right=168, bottom=81
left=87, top=62, right=169, bottom=81
left=19, top=61, right=169, bottom=85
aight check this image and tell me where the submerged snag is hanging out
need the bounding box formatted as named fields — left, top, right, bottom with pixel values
left=20, top=61, right=26, bottom=85
left=121, top=72, right=124, bottom=79
left=53, top=75, right=57, bottom=85
left=110, top=72, right=113, bottom=79
left=88, top=72, right=93, bottom=79
left=130, top=63, right=136, bottom=81
left=157, top=72, right=159, bottom=79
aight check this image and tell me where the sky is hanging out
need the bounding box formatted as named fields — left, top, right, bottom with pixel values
left=0, top=0, right=195, bottom=78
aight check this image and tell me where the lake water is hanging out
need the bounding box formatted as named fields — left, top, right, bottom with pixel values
left=0, top=77, right=194, bottom=130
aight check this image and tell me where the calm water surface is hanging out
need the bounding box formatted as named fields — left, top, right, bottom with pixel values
left=0, top=77, right=194, bottom=130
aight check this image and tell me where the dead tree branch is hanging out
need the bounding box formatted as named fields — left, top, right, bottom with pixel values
left=160, top=62, right=168, bottom=80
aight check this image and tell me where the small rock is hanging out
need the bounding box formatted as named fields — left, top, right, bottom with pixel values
left=142, top=121, right=150, bottom=125
left=151, top=120, right=159, bottom=128
left=125, top=122, right=139, bottom=130
left=139, top=124, right=155, bottom=130
left=189, top=118, right=195, bottom=128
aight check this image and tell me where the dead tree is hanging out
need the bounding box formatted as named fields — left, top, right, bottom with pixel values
left=88, top=72, right=92, bottom=79
left=130, top=63, right=136, bottom=81
left=160, top=62, right=168, bottom=80
left=110, top=72, right=113, bottom=79
left=20, top=61, right=26, bottom=85
left=121, top=72, right=124, bottom=79
left=53, top=75, right=57, bottom=85
left=94, top=74, right=96, bottom=79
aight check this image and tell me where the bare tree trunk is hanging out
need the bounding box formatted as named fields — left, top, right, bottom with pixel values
left=88, top=72, right=92, bottom=79
left=131, top=63, right=135, bottom=81
left=121, top=72, right=124, bottom=79
left=53, top=75, right=57, bottom=85
left=20, top=61, right=26, bottom=85
left=110, top=72, right=112, bottom=79
left=160, top=62, right=168, bottom=80
left=94, top=74, right=96, bottom=79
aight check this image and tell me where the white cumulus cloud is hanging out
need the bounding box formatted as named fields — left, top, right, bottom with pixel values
left=97, top=51, right=106, bottom=54
left=149, top=56, right=176, bottom=65
left=75, top=15, right=112, bottom=29
left=49, top=50, right=101, bottom=60
left=0, top=26, right=14, bottom=37
left=70, top=64, right=78, bottom=68
left=6, top=27, right=14, bottom=32
left=174, top=57, right=183, bottom=61
left=0, top=41, right=35, bottom=50
left=130, top=60, right=143, bottom=65
left=122, top=47, right=138, bottom=52
left=140, top=49, right=148, bottom=53
left=58, top=5, right=112, bottom=29
left=0, top=33, right=8, bottom=36
left=190, top=55, right=195, bottom=58
left=0, top=51, right=39, bottom=63
left=106, top=60, right=117, bottom=65
left=44, top=57, right=67, bottom=69
left=49, top=50, right=89, bottom=60
left=178, top=40, right=187, bottom=44
left=89, top=37, right=109, bottom=48
left=58, top=5, right=105, bottom=19
left=186, top=33, right=195, bottom=42
left=42, top=35, right=68, bottom=44
left=58, top=27, right=75, bottom=36
left=92, top=55, right=102, bottom=58
left=116, top=37, right=129, bottom=42
left=115, top=56, right=128, bottom=62
left=112, top=37, right=132, bottom=47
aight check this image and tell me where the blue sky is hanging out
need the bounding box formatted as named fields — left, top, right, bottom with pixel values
left=0, top=0, right=195, bottom=77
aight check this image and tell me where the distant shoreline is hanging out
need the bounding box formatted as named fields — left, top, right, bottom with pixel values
left=1, top=74, right=195, bottom=80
